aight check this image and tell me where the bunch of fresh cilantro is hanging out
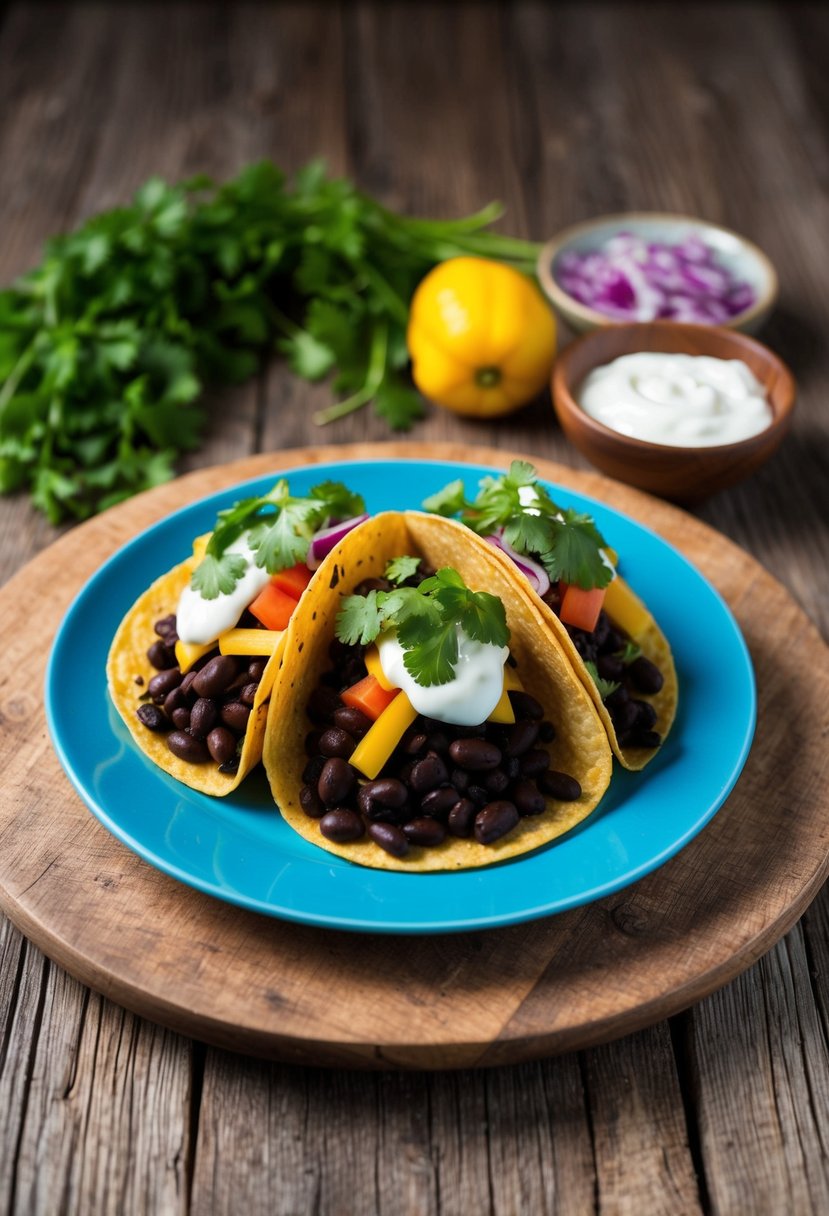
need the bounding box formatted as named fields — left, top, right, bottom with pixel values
left=336, top=559, right=509, bottom=687
left=423, top=460, right=614, bottom=591
left=0, top=160, right=539, bottom=523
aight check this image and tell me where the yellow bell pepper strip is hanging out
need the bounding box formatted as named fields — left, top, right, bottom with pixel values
left=174, top=639, right=214, bottom=673
left=349, top=691, right=419, bottom=780
left=218, top=628, right=283, bottom=657
left=503, top=664, right=524, bottom=693
left=602, top=577, right=651, bottom=643
left=487, top=683, right=516, bottom=724
left=407, top=257, right=556, bottom=418
left=364, top=644, right=395, bottom=691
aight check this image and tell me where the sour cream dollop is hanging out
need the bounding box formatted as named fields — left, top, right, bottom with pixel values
left=176, top=536, right=272, bottom=645
left=577, top=352, right=772, bottom=447
left=377, top=628, right=509, bottom=726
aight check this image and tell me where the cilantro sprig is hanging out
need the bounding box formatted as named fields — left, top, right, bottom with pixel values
left=423, top=460, right=613, bottom=591
left=191, top=479, right=363, bottom=600
left=335, top=561, right=509, bottom=687
left=0, top=160, right=540, bottom=523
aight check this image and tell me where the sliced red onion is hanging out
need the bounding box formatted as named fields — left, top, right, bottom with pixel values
left=484, top=533, right=551, bottom=597
left=307, top=514, right=369, bottom=569
left=555, top=230, right=756, bottom=324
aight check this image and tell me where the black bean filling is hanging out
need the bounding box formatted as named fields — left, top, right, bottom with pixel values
left=541, top=590, right=664, bottom=749
left=300, top=636, right=582, bottom=860
left=134, top=613, right=268, bottom=773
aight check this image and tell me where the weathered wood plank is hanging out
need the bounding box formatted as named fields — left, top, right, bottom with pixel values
left=584, top=1023, right=703, bottom=1215
left=685, top=926, right=829, bottom=1215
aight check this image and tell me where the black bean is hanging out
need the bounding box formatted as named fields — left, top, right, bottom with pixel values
left=410, top=753, right=449, bottom=793
left=304, top=729, right=323, bottom=756
left=593, top=613, right=611, bottom=647
left=483, top=769, right=510, bottom=796
left=207, top=726, right=237, bottom=765
left=504, top=719, right=539, bottom=758
left=193, top=655, right=239, bottom=699
left=189, top=697, right=218, bottom=739
left=538, top=720, right=556, bottom=743
left=368, top=822, right=409, bottom=857
left=609, top=698, right=638, bottom=733
left=447, top=798, right=477, bottom=838
left=504, top=757, right=521, bottom=779
left=318, top=758, right=357, bottom=805
left=634, top=699, right=658, bottom=730
left=300, top=784, right=325, bottom=818
left=240, top=682, right=259, bottom=707
left=605, top=628, right=624, bottom=652
left=597, top=654, right=625, bottom=682
left=361, top=778, right=408, bottom=809
left=420, top=786, right=458, bottom=819
left=631, top=729, right=662, bottom=749
left=221, top=701, right=251, bottom=734
left=180, top=670, right=198, bottom=700
left=136, top=704, right=167, bottom=732
left=403, top=818, right=446, bottom=847
left=403, top=731, right=429, bottom=756
left=519, top=749, right=550, bottom=777
left=468, top=784, right=488, bottom=807
left=508, top=691, right=544, bottom=720
left=320, top=809, right=365, bottom=843
left=318, top=727, right=355, bottom=759
left=163, top=685, right=188, bottom=716
left=167, top=730, right=210, bottom=763
left=302, top=755, right=327, bottom=785
left=539, top=770, right=582, bottom=801
left=148, top=668, right=182, bottom=702
left=218, top=756, right=240, bottom=775
left=307, top=684, right=342, bottom=723
left=354, top=577, right=392, bottom=595
left=629, top=656, right=664, bottom=694
left=154, top=614, right=177, bottom=638
left=450, top=767, right=470, bottom=793
left=474, top=801, right=520, bottom=845
left=333, top=706, right=372, bottom=739
left=171, top=707, right=191, bottom=730
left=247, top=659, right=268, bottom=681
left=512, top=780, right=546, bottom=816
left=448, top=738, right=502, bottom=771
left=147, top=639, right=176, bottom=670
left=426, top=729, right=450, bottom=754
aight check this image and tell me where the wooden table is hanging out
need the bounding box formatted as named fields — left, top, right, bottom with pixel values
left=1, top=2, right=827, bottom=1212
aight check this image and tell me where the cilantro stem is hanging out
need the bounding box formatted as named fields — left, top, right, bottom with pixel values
left=0, top=336, right=40, bottom=417
left=313, top=320, right=388, bottom=425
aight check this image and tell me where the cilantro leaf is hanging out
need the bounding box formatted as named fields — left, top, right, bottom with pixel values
left=539, top=510, right=613, bottom=590
left=191, top=552, right=248, bottom=600
left=310, top=480, right=365, bottom=521
left=335, top=589, right=382, bottom=646
left=616, top=640, right=642, bottom=665
left=403, top=619, right=459, bottom=686
left=421, top=479, right=467, bottom=517
left=385, top=556, right=421, bottom=585
left=250, top=503, right=316, bottom=571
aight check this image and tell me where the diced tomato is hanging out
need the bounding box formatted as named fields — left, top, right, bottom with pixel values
left=559, top=584, right=606, bottom=633
left=272, top=562, right=313, bottom=601
left=341, top=674, right=400, bottom=721
left=249, top=581, right=298, bottom=631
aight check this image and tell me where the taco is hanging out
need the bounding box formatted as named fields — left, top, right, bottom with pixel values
left=106, top=477, right=367, bottom=795
left=263, top=510, right=613, bottom=871
left=423, top=462, right=678, bottom=771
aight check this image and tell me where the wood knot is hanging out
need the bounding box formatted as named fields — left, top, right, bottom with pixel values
left=609, top=900, right=649, bottom=937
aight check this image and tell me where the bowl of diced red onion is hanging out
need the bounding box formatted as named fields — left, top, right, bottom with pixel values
left=537, top=213, right=778, bottom=335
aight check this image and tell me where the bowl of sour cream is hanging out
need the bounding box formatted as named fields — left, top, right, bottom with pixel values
left=551, top=322, right=796, bottom=501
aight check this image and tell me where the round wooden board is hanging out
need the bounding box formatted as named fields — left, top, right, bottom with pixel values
left=1, top=443, right=828, bottom=1069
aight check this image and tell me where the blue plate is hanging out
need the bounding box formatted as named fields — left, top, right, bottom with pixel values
left=45, top=459, right=756, bottom=934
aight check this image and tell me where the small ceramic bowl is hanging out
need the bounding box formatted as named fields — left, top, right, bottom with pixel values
left=551, top=322, right=796, bottom=501
left=538, top=213, right=778, bottom=335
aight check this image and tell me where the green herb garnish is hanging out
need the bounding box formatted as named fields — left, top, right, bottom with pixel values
left=423, top=460, right=613, bottom=591
left=336, top=562, right=509, bottom=687
left=616, top=640, right=642, bottom=665
left=585, top=661, right=620, bottom=701
left=0, top=160, right=540, bottom=522
left=191, top=478, right=363, bottom=600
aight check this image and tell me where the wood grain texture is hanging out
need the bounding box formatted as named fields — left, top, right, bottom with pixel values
left=1, top=0, right=828, bottom=1211
left=0, top=443, right=826, bottom=1070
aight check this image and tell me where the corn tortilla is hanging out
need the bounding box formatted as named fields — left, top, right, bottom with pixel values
left=107, top=550, right=280, bottom=797
left=263, top=511, right=613, bottom=872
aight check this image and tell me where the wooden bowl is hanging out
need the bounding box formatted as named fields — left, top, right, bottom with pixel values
left=537, top=213, right=779, bottom=335
left=551, top=322, right=796, bottom=501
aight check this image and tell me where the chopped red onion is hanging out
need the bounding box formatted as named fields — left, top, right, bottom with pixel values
left=307, top=514, right=369, bottom=569
left=484, top=533, right=551, bottom=597
left=555, top=231, right=756, bottom=324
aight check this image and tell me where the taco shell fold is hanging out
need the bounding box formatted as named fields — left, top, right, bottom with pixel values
left=263, top=511, right=614, bottom=872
